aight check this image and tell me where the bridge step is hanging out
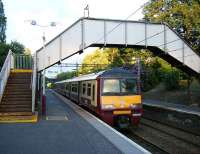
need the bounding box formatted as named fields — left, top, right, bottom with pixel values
left=3, top=94, right=32, bottom=97
left=1, top=101, right=32, bottom=105
left=0, top=112, right=33, bottom=116
left=2, top=98, right=32, bottom=101
left=5, top=89, right=31, bottom=92
left=0, top=112, right=38, bottom=123
left=0, top=104, right=31, bottom=108
left=0, top=71, right=37, bottom=123
left=0, top=108, right=32, bottom=112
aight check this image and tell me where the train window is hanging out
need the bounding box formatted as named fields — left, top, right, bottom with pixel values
left=71, top=84, right=78, bottom=93
left=103, top=79, right=120, bottom=93
left=87, top=83, right=91, bottom=96
left=92, top=84, right=95, bottom=101
left=65, top=84, right=68, bottom=91
left=121, top=79, right=136, bottom=94
left=82, top=83, right=86, bottom=95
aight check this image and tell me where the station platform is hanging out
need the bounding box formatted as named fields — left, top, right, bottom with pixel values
left=143, top=99, right=200, bottom=117
left=0, top=90, right=150, bottom=154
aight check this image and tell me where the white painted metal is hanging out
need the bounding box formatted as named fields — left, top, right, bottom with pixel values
left=31, top=53, right=37, bottom=112
left=0, top=50, right=14, bottom=103
left=36, top=18, right=200, bottom=74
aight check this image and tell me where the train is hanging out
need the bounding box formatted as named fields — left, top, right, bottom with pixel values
left=54, top=67, right=142, bottom=128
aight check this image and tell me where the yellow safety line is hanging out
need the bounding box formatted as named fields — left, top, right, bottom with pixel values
left=0, top=119, right=37, bottom=123
left=11, top=69, right=32, bottom=73
left=0, top=115, right=38, bottom=123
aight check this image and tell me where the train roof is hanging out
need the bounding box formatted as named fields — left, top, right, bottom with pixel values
left=55, top=68, right=137, bottom=84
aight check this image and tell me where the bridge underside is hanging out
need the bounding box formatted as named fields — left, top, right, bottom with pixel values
left=90, top=44, right=199, bottom=76
left=36, top=17, right=200, bottom=76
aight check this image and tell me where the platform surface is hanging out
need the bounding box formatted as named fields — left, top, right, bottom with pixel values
left=143, top=99, right=200, bottom=116
left=0, top=90, right=149, bottom=154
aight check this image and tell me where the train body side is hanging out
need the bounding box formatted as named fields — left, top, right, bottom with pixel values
left=54, top=68, right=142, bottom=127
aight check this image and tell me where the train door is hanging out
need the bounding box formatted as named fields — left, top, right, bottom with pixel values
left=91, top=80, right=97, bottom=107
left=78, top=81, right=81, bottom=104
left=69, top=83, right=71, bottom=98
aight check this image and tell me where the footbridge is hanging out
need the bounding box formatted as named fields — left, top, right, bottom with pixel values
left=36, top=17, right=200, bottom=76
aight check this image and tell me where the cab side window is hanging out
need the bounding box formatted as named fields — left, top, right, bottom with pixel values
left=92, top=84, right=95, bottom=101
left=71, top=83, right=78, bottom=93
left=87, top=83, right=91, bottom=96
left=82, top=83, right=86, bottom=95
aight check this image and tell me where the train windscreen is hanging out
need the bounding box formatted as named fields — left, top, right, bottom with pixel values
left=103, top=79, right=137, bottom=95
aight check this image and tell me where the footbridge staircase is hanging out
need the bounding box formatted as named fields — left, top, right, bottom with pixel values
left=0, top=51, right=37, bottom=122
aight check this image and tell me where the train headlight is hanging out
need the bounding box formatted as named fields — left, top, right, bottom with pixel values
left=130, top=104, right=143, bottom=115
left=101, top=104, right=115, bottom=110
left=130, top=104, right=142, bottom=109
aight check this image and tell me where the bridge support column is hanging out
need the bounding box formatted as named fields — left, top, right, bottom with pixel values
left=42, top=70, right=46, bottom=115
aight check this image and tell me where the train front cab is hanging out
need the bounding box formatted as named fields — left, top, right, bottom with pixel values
left=99, top=77, right=142, bottom=127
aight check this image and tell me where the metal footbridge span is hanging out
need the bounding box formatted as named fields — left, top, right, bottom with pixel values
left=36, top=17, right=200, bottom=75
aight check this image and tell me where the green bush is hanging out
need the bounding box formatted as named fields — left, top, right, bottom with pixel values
left=141, top=68, right=160, bottom=92
left=163, top=69, right=180, bottom=90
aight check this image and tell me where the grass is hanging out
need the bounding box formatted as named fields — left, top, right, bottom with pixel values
left=142, top=80, right=200, bottom=106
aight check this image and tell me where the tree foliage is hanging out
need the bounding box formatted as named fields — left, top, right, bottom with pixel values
left=163, top=68, right=180, bottom=90
left=0, top=43, right=10, bottom=68
left=56, top=71, right=77, bottom=81
left=24, top=48, right=32, bottom=55
left=143, top=0, right=200, bottom=52
left=0, top=0, right=26, bottom=68
left=80, top=47, right=183, bottom=91
left=0, top=0, right=6, bottom=43
left=0, top=41, right=25, bottom=68
left=79, top=49, right=111, bottom=74
left=9, top=41, right=25, bottom=54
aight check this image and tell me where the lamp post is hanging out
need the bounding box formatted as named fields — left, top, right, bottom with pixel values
left=28, top=20, right=57, bottom=115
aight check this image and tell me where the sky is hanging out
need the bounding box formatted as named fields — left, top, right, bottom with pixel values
left=3, top=0, right=148, bottom=78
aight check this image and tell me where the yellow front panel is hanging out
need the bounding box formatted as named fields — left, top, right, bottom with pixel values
left=101, top=95, right=141, bottom=108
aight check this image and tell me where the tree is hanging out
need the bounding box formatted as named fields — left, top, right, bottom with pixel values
left=0, top=43, right=10, bottom=68
left=0, top=0, right=6, bottom=43
left=56, top=71, right=76, bottom=81
left=0, top=1, right=26, bottom=69
left=143, top=0, right=200, bottom=53
left=9, top=41, right=25, bottom=54
left=79, top=49, right=110, bottom=74
left=24, top=48, right=32, bottom=55
left=0, top=41, right=26, bottom=68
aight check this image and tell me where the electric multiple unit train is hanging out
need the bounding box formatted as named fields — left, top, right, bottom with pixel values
left=54, top=68, right=142, bottom=127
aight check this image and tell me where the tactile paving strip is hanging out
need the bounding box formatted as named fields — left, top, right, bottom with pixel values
left=46, top=116, right=68, bottom=121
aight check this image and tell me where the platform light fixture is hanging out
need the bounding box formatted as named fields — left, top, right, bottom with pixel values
left=26, top=19, right=57, bottom=115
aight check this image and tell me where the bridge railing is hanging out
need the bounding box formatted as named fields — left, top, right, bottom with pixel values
left=0, top=50, right=14, bottom=103
left=13, top=53, right=32, bottom=69
left=31, top=53, right=37, bottom=113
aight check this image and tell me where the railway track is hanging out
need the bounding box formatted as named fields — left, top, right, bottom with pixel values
left=122, top=117, right=200, bottom=154
left=122, top=128, right=169, bottom=154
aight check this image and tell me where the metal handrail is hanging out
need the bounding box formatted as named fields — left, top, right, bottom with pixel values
left=0, top=50, right=14, bottom=103
left=31, top=53, right=37, bottom=113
